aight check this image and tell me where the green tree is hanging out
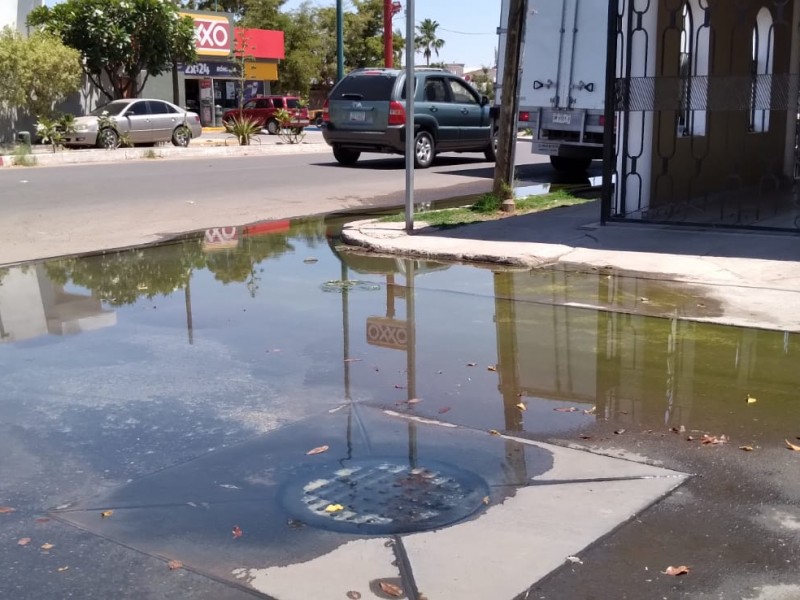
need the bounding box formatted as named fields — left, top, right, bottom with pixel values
left=181, top=0, right=246, bottom=18
left=415, top=18, right=445, bottom=66
left=0, top=27, right=82, bottom=118
left=28, top=0, right=197, bottom=101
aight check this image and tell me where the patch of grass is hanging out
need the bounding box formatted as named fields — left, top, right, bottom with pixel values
left=380, top=190, right=591, bottom=227
left=143, top=148, right=158, bottom=159
left=11, top=144, right=36, bottom=167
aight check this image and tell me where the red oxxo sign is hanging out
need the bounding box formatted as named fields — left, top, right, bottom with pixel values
left=181, top=13, right=232, bottom=57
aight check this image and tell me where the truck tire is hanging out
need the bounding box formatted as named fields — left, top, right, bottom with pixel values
left=414, top=130, right=435, bottom=168
left=333, top=147, right=360, bottom=166
left=550, top=156, right=592, bottom=173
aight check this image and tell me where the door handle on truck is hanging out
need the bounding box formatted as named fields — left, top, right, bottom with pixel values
left=533, top=79, right=554, bottom=90
left=571, top=81, right=595, bottom=93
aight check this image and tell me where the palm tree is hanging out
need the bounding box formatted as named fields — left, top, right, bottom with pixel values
left=415, top=18, right=445, bottom=66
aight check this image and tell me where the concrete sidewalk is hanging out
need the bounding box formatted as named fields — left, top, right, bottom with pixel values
left=342, top=200, right=800, bottom=332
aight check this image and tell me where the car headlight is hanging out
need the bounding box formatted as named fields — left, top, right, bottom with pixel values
left=75, top=124, right=90, bottom=132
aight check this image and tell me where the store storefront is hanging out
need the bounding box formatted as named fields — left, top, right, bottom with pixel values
left=149, top=10, right=284, bottom=127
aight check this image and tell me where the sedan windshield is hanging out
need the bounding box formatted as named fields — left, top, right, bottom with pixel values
left=89, top=101, right=131, bottom=117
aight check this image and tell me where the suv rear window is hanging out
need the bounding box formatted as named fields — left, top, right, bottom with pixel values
left=330, top=75, right=398, bottom=101
left=285, top=98, right=301, bottom=108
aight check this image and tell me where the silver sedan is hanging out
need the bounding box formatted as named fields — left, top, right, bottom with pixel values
left=64, top=99, right=202, bottom=148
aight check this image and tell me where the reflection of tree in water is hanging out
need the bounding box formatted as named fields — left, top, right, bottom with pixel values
left=45, top=240, right=206, bottom=306
left=205, top=219, right=327, bottom=296
left=43, top=219, right=329, bottom=305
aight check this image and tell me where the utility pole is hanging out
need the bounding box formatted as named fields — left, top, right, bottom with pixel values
left=384, top=0, right=393, bottom=67
left=336, top=0, right=344, bottom=81
left=492, top=0, right=526, bottom=205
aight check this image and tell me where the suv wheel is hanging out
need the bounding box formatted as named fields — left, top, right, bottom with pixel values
left=266, top=119, right=279, bottom=135
left=484, top=131, right=498, bottom=162
left=333, top=147, right=361, bottom=166
left=414, top=131, right=435, bottom=168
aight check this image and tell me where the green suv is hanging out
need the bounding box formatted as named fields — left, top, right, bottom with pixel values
left=322, top=68, right=496, bottom=168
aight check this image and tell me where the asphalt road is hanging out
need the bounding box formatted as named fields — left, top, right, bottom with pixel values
left=0, top=140, right=559, bottom=266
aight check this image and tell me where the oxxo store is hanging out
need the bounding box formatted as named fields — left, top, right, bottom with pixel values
left=179, top=11, right=284, bottom=127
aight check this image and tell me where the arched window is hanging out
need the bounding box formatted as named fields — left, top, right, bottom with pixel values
left=750, top=7, right=774, bottom=133
left=677, top=1, right=709, bottom=136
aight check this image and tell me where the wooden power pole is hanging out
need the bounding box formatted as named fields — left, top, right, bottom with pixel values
left=493, top=0, right=527, bottom=202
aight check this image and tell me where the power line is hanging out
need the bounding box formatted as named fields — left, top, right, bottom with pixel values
left=438, top=27, right=495, bottom=36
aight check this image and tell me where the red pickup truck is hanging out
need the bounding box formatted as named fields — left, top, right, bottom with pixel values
left=222, top=95, right=310, bottom=134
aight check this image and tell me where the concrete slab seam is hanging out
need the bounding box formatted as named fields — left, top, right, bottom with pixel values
left=391, top=536, right=422, bottom=600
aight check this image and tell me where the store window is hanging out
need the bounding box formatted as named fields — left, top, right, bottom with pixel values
left=749, top=7, right=775, bottom=133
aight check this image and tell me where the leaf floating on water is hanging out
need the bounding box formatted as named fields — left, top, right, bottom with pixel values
left=17, top=538, right=31, bottom=546
left=303, top=257, right=319, bottom=263
left=554, top=407, right=578, bottom=413
left=482, top=496, right=490, bottom=505
left=41, top=543, right=54, bottom=550
left=583, top=406, right=596, bottom=415
left=57, top=566, right=69, bottom=572
left=489, top=429, right=500, bottom=436
left=701, top=434, right=728, bottom=446
left=566, top=556, right=583, bottom=565
left=232, top=526, right=243, bottom=539
left=406, top=398, right=422, bottom=405
left=614, top=429, right=626, bottom=435
left=786, top=439, right=800, bottom=452
left=167, top=560, right=183, bottom=571
left=35, top=517, right=50, bottom=523
left=306, top=445, right=330, bottom=456
left=739, top=445, right=755, bottom=452
left=746, top=394, right=758, bottom=404
left=100, top=510, right=113, bottom=518
left=219, top=484, right=240, bottom=490
left=324, top=504, right=344, bottom=513
left=346, top=592, right=362, bottom=600
left=487, top=365, right=497, bottom=372
left=343, top=358, right=362, bottom=363
left=378, top=581, right=403, bottom=597
left=393, top=384, right=406, bottom=390
left=466, top=362, right=477, bottom=367
left=579, top=434, right=592, bottom=440
left=437, top=406, right=451, bottom=414
left=663, top=565, right=690, bottom=576
left=0, top=506, right=16, bottom=514
left=516, top=402, right=527, bottom=411
left=670, top=426, right=686, bottom=434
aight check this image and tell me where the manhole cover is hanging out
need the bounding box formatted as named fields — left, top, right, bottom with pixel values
left=281, top=458, right=490, bottom=535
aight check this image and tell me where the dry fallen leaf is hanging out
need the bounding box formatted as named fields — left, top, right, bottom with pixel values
left=663, top=565, right=690, bottom=576
left=232, top=526, right=243, bottom=539
left=35, top=517, right=50, bottom=523
left=701, top=434, right=728, bottom=445
left=583, top=406, right=596, bottom=415
left=100, top=510, right=113, bottom=518
left=379, top=581, right=403, bottom=597
left=482, top=496, right=490, bottom=505
left=670, top=426, right=686, bottom=434
left=489, top=429, right=500, bottom=436
left=343, top=358, right=362, bottom=363
left=786, top=439, right=800, bottom=452
left=739, top=445, right=755, bottom=451
left=41, top=543, right=54, bottom=550
left=746, top=394, right=757, bottom=404
left=579, top=435, right=592, bottom=440
left=17, top=538, right=31, bottom=546
left=554, top=407, right=578, bottom=413
left=614, top=429, right=626, bottom=435
left=516, top=402, right=527, bottom=411
left=0, top=506, right=16, bottom=514
left=487, top=365, right=497, bottom=372
left=324, top=504, right=344, bottom=513
left=306, top=445, right=329, bottom=456
left=437, top=406, right=451, bottom=414
left=57, top=566, right=69, bottom=573
left=346, top=592, right=362, bottom=600
left=406, top=398, right=422, bottom=405
left=167, top=560, right=183, bottom=570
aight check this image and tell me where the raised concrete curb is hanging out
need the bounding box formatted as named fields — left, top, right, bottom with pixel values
left=341, top=218, right=800, bottom=332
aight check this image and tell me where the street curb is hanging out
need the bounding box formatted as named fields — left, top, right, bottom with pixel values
left=0, top=140, right=330, bottom=168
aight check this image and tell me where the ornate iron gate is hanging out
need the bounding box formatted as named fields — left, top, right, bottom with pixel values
left=601, top=0, right=800, bottom=231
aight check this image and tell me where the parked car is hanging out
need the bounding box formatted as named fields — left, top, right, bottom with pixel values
left=321, top=68, right=496, bottom=168
left=63, top=99, right=202, bottom=148
left=222, top=96, right=310, bottom=134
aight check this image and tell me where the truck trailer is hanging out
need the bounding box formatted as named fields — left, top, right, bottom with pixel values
left=496, top=0, right=608, bottom=173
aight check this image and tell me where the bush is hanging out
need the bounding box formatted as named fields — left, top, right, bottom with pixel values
left=225, top=116, right=262, bottom=146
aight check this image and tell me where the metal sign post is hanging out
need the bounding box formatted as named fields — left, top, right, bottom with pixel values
left=404, top=0, right=415, bottom=233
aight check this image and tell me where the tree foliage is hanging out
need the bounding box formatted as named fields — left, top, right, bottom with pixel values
left=28, top=0, right=197, bottom=101
left=415, top=18, right=444, bottom=66
left=0, top=27, right=82, bottom=118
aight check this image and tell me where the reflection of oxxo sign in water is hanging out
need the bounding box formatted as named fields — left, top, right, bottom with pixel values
left=202, top=227, right=239, bottom=251
left=366, top=316, right=407, bottom=350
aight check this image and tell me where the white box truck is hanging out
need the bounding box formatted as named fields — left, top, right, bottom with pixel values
left=496, top=0, right=608, bottom=173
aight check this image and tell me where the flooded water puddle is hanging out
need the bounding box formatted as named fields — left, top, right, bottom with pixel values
left=0, top=215, right=796, bottom=598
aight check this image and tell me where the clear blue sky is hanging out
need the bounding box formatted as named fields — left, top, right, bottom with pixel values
left=44, top=0, right=501, bottom=68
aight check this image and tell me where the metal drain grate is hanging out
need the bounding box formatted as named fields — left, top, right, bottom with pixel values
left=282, top=458, right=490, bottom=535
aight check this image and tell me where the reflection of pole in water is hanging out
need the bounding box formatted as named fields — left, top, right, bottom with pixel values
left=405, top=260, right=418, bottom=469
left=184, top=279, right=194, bottom=345
left=342, top=261, right=354, bottom=461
